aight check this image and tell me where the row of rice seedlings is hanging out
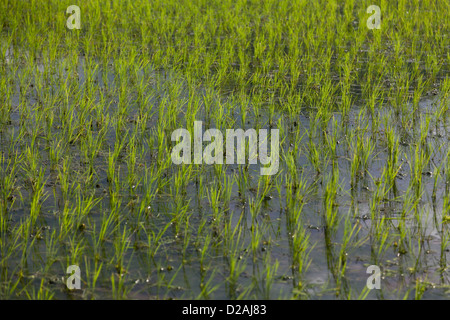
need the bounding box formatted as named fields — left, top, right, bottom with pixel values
left=5, top=1, right=447, bottom=101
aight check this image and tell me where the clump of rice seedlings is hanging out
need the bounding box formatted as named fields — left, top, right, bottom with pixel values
left=83, top=256, right=103, bottom=299
left=143, top=221, right=171, bottom=260
left=256, top=255, right=279, bottom=300
left=290, top=221, right=314, bottom=294
left=369, top=214, right=394, bottom=263
left=322, top=165, right=340, bottom=233
left=223, top=222, right=247, bottom=299
left=384, top=125, right=401, bottom=188
left=0, top=152, right=22, bottom=215
left=110, top=270, right=134, bottom=300
left=407, top=143, right=430, bottom=199
left=348, top=114, right=374, bottom=189
left=110, top=226, right=133, bottom=275
left=196, top=266, right=220, bottom=300
left=334, top=214, right=362, bottom=298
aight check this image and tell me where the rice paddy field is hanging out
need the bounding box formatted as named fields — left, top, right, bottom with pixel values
left=0, top=0, right=449, bottom=300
